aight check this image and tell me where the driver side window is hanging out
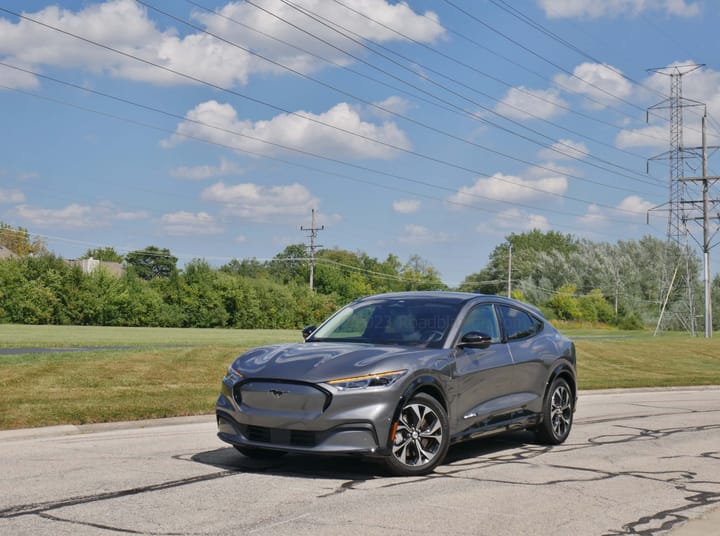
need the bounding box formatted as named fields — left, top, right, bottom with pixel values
left=460, top=304, right=501, bottom=343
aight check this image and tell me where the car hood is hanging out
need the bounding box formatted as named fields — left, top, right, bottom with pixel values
left=230, top=342, right=442, bottom=383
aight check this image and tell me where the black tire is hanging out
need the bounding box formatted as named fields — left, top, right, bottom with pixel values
left=234, top=445, right=287, bottom=459
left=536, top=377, right=574, bottom=445
left=384, top=393, right=450, bottom=476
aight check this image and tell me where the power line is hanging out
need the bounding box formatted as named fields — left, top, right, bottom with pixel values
left=0, top=10, right=658, bottom=214
left=440, top=0, right=648, bottom=115
left=149, top=0, right=661, bottom=193
left=488, top=0, right=669, bottom=102
left=2, top=76, right=663, bottom=236
left=250, top=0, right=661, bottom=189
left=324, top=0, right=663, bottom=183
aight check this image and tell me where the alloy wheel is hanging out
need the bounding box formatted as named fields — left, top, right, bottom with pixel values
left=392, top=401, right=444, bottom=467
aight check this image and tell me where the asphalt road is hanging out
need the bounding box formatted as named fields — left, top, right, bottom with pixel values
left=0, top=388, right=719, bottom=536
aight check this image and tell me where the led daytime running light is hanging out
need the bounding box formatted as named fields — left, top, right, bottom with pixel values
left=327, top=369, right=406, bottom=387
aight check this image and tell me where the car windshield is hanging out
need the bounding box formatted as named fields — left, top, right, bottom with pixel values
left=308, top=298, right=463, bottom=347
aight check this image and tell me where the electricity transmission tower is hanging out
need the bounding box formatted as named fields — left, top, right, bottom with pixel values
left=647, top=64, right=720, bottom=337
left=300, top=209, right=324, bottom=291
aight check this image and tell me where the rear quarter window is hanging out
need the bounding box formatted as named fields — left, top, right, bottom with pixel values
left=497, top=305, right=543, bottom=341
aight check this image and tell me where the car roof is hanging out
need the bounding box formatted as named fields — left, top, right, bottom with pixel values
left=353, top=291, right=545, bottom=318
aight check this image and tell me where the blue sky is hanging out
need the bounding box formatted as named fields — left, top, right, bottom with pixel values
left=1, top=0, right=720, bottom=287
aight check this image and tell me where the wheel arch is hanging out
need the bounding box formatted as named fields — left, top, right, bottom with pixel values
left=544, top=363, right=577, bottom=409
left=402, top=376, right=448, bottom=412
left=383, top=375, right=448, bottom=451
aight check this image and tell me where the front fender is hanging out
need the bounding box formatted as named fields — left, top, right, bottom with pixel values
left=380, top=375, right=449, bottom=453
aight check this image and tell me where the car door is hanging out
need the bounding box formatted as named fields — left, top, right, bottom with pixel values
left=496, top=305, right=547, bottom=414
left=449, top=303, right=514, bottom=434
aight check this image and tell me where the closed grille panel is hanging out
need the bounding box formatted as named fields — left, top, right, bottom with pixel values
left=240, top=424, right=318, bottom=447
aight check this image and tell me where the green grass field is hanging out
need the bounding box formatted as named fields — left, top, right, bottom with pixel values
left=0, top=324, right=718, bottom=430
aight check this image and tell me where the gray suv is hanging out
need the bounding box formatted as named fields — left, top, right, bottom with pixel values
left=216, top=291, right=576, bottom=476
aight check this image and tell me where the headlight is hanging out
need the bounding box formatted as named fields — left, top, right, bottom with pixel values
left=224, top=364, right=244, bottom=384
left=326, top=370, right=407, bottom=391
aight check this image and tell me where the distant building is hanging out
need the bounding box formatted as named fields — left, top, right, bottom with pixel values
left=0, top=245, right=18, bottom=260
left=66, top=257, right=125, bottom=277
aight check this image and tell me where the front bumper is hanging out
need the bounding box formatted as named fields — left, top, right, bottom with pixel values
left=215, top=377, right=399, bottom=455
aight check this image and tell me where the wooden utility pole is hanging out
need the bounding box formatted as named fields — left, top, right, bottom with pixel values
left=300, top=209, right=324, bottom=291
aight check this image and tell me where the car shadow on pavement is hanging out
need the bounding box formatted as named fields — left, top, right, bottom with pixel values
left=189, top=430, right=540, bottom=479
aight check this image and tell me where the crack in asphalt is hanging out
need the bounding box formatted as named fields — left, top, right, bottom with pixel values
left=37, top=512, right=208, bottom=536
left=3, top=406, right=719, bottom=535
left=0, top=471, right=235, bottom=520
left=602, top=487, right=720, bottom=536
left=311, top=418, right=720, bottom=535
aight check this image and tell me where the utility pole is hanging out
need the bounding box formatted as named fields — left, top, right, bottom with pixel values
left=507, top=243, right=512, bottom=298
left=679, top=111, right=720, bottom=338
left=647, top=65, right=720, bottom=337
left=300, top=209, right=324, bottom=291
left=647, top=65, right=703, bottom=335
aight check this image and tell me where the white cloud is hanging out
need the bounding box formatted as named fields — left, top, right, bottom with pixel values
left=170, top=158, right=242, bottom=180
left=578, top=204, right=607, bottom=226
left=196, top=1, right=444, bottom=62
left=369, top=96, right=414, bottom=119
left=0, top=0, right=444, bottom=87
left=0, top=63, right=39, bottom=90
left=160, top=211, right=223, bottom=236
left=489, top=209, right=550, bottom=231
left=12, top=202, right=147, bottom=228
left=448, top=172, right=568, bottom=207
left=494, top=87, right=567, bottom=120
left=578, top=196, right=654, bottom=227
left=617, top=195, right=655, bottom=214
left=201, top=181, right=318, bottom=222
left=615, top=125, right=667, bottom=149
left=620, top=63, right=720, bottom=149
left=114, top=210, right=149, bottom=221
left=0, top=188, right=25, bottom=204
left=554, top=63, right=633, bottom=109
left=163, top=100, right=410, bottom=160
left=18, top=172, right=40, bottom=181
left=398, top=224, right=449, bottom=244
left=537, top=139, right=589, bottom=161
left=539, top=0, right=700, bottom=19
left=393, top=199, right=421, bottom=214
left=14, top=203, right=99, bottom=228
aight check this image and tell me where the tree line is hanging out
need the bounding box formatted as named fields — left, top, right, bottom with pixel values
left=1, top=223, right=718, bottom=329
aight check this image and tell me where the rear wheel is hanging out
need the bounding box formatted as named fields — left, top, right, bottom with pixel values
left=536, top=377, right=574, bottom=444
left=234, top=445, right=287, bottom=459
left=384, top=393, right=449, bottom=476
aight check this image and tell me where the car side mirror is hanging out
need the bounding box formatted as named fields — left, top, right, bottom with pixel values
left=302, top=325, right=317, bottom=341
left=457, top=331, right=492, bottom=349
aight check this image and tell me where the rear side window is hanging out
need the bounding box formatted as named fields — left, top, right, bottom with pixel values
left=497, top=306, right=542, bottom=341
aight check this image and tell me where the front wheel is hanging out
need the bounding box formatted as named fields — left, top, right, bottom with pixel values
left=536, top=377, right=574, bottom=444
left=384, top=393, right=449, bottom=476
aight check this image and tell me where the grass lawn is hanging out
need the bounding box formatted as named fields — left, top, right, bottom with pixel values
left=0, top=324, right=718, bottom=430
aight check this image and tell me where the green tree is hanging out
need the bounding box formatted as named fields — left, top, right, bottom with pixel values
left=269, top=244, right=308, bottom=285
left=0, top=222, right=47, bottom=256
left=82, top=246, right=124, bottom=263
left=460, top=230, right=579, bottom=294
left=577, top=289, right=615, bottom=324
left=220, top=258, right=269, bottom=279
left=180, top=259, right=229, bottom=328
left=125, top=246, right=178, bottom=280
left=547, top=284, right=582, bottom=321
left=401, top=254, right=446, bottom=291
